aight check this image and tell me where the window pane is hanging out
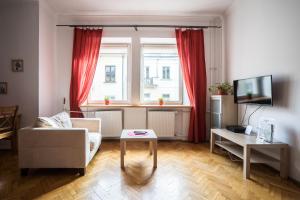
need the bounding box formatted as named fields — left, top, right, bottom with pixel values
left=162, top=93, right=170, bottom=100
left=141, top=41, right=181, bottom=103
left=145, top=66, right=150, bottom=79
left=105, top=65, right=115, bottom=83
left=89, top=42, right=129, bottom=102
left=162, top=66, right=170, bottom=79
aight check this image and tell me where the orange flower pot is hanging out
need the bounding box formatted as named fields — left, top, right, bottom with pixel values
left=159, top=99, right=164, bottom=106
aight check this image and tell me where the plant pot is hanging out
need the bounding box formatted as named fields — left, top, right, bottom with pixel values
left=159, top=99, right=164, bottom=106
left=104, top=100, right=110, bottom=105
left=246, top=94, right=252, bottom=99
left=217, top=89, right=227, bottom=95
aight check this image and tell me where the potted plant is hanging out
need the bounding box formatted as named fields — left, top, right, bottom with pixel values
left=246, top=92, right=253, bottom=99
left=158, top=97, right=164, bottom=106
left=104, top=96, right=110, bottom=105
left=208, top=82, right=233, bottom=95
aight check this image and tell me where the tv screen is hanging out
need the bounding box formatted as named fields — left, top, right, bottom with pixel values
left=234, top=75, right=273, bottom=105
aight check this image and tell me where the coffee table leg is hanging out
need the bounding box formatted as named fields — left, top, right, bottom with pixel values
left=153, top=140, right=157, bottom=168
left=120, top=141, right=125, bottom=168
left=149, top=141, right=153, bottom=155
left=124, top=141, right=126, bottom=155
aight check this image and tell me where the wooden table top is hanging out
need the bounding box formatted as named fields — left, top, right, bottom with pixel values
left=120, top=129, right=157, bottom=141
left=211, top=128, right=288, bottom=148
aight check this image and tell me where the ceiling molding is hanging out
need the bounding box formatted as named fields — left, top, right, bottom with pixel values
left=55, top=10, right=224, bottom=18
left=46, top=0, right=233, bottom=18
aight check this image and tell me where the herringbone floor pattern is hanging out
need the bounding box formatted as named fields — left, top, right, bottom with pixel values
left=1, top=141, right=300, bottom=200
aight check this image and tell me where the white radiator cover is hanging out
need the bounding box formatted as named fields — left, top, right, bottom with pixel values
left=95, top=111, right=122, bottom=138
left=124, top=108, right=146, bottom=129
left=148, top=111, right=176, bottom=137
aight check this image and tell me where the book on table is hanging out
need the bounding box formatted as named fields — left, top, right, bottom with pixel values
left=127, top=130, right=148, bottom=136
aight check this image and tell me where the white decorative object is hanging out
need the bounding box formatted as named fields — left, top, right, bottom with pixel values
left=257, top=118, right=275, bottom=143
left=245, top=125, right=253, bottom=135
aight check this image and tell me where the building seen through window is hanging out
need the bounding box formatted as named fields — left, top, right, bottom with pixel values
left=105, top=65, right=116, bottom=82
left=140, top=38, right=182, bottom=103
left=89, top=37, right=130, bottom=103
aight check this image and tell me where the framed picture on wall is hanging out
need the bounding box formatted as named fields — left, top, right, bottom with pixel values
left=0, top=82, right=8, bottom=94
left=11, top=59, right=24, bottom=72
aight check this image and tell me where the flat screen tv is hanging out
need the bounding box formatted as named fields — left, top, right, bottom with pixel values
left=234, top=75, right=273, bottom=105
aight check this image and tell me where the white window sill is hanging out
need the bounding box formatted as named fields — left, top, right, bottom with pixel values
left=80, top=104, right=192, bottom=109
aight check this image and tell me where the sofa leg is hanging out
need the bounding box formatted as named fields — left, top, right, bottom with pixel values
left=20, top=168, right=29, bottom=176
left=78, top=168, right=86, bottom=176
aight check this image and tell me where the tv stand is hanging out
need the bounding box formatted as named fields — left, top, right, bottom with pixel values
left=210, top=129, right=289, bottom=180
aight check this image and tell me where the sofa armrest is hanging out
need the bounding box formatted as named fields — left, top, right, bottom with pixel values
left=71, top=118, right=101, bottom=133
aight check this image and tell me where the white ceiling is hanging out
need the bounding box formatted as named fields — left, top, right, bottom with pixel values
left=45, top=0, right=233, bottom=16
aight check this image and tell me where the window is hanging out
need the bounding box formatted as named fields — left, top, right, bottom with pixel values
left=108, top=96, right=116, bottom=100
left=162, top=66, right=170, bottom=79
left=88, top=38, right=131, bottom=103
left=105, top=65, right=116, bottom=82
left=144, top=93, right=151, bottom=99
left=145, top=66, right=150, bottom=79
left=140, top=38, right=182, bottom=103
left=162, top=93, right=170, bottom=100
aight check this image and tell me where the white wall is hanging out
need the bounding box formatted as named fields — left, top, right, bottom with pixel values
left=55, top=27, right=73, bottom=113
left=0, top=0, right=39, bottom=126
left=39, top=0, right=57, bottom=116
left=225, top=0, right=300, bottom=181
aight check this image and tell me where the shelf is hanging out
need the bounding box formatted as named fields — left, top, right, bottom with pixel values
left=215, top=141, right=279, bottom=164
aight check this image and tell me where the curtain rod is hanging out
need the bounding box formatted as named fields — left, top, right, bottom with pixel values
left=56, top=24, right=222, bottom=29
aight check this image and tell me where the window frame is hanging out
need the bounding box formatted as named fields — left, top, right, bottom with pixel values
left=140, top=43, right=183, bottom=105
left=87, top=42, right=132, bottom=105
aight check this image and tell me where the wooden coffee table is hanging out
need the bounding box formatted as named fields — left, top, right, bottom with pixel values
left=120, top=129, right=157, bottom=168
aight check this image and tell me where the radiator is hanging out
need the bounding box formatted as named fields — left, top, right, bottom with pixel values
left=147, top=111, right=176, bottom=137
left=95, top=110, right=122, bottom=138
left=124, top=108, right=146, bottom=129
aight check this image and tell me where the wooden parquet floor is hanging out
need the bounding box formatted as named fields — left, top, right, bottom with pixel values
left=1, top=140, right=300, bottom=200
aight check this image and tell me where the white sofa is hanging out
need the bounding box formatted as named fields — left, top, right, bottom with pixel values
left=18, top=117, right=101, bottom=176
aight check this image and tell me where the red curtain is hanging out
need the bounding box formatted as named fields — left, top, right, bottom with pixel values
left=176, top=29, right=207, bottom=143
left=70, top=28, right=102, bottom=117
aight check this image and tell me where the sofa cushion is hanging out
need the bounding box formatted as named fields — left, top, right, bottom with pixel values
left=88, top=132, right=101, bottom=161
left=51, top=112, right=72, bottom=128
left=34, top=117, right=60, bottom=128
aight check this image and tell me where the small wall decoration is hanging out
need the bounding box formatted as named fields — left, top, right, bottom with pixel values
left=0, top=82, right=8, bottom=94
left=11, top=59, right=24, bottom=72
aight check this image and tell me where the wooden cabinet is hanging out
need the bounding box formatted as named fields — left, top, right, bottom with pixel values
left=210, top=95, right=237, bottom=129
